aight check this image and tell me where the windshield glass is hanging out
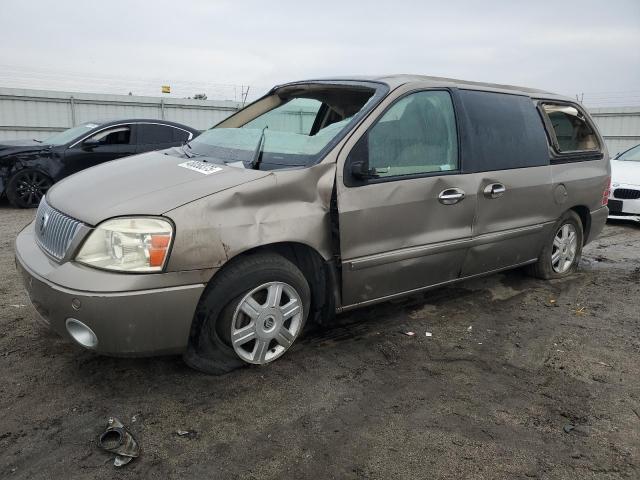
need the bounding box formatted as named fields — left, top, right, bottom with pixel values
left=188, top=85, right=378, bottom=168
left=44, top=123, right=100, bottom=145
left=617, top=144, right=640, bottom=162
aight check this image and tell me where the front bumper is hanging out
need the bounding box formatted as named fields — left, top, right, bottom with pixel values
left=608, top=184, right=640, bottom=222
left=15, top=222, right=210, bottom=356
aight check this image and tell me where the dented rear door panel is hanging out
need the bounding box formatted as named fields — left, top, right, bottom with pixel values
left=461, top=166, right=555, bottom=276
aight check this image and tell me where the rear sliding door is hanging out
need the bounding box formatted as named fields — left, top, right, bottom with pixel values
left=457, top=90, right=557, bottom=276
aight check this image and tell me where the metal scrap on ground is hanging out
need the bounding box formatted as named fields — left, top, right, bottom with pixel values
left=97, top=417, right=140, bottom=467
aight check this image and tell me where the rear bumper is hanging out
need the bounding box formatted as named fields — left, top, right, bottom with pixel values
left=15, top=223, right=209, bottom=356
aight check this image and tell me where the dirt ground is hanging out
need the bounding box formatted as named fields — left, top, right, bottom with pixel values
left=0, top=201, right=639, bottom=480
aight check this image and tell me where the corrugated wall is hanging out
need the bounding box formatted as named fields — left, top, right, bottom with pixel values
left=590, top=106, right=640, bottom=156
left=0, top=87, right=242, bottom=141
left=2, top=87, right=639, bottom=157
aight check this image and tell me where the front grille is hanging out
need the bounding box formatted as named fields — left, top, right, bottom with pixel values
left=34, top=198, right=83, bottom=261
left=613, top=188, right=640, bottom=200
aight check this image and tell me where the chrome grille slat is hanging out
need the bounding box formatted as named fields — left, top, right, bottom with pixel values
left=51, top=211, right=62, bottom=255
left=34, top=198, right=83, bottom=261
left=56, top=212, right=69, bottom=255
left=51, top=211, right=63, bottom=256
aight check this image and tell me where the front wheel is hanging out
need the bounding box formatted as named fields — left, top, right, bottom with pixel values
left=184, top=253, right=310, bottom=374
left=528, top=210, right=584, bottom=279
left=6, top=169, right=53, bottom=208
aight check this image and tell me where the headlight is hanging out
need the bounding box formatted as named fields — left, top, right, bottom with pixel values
left=76, top=217, right=173, bottom=272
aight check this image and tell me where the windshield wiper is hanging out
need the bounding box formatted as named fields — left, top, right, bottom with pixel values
left=33, top=139, right=42, bottom=143
left=247, top=126, right=268, bottom=170
left=181, top=142, right=198, bottom=158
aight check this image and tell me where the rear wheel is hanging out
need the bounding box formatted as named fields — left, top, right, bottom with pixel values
left=528, top=210, right=583, bottom=279
left=184, top=253, right=310, bottom=374
left=6, top=169, right=53, bottom=208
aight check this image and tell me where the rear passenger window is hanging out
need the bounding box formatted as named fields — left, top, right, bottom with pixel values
left=541, top=104, right=599, bottom=152
left=364, top=90, right=459, bottom=178
left=459, top=90, right=550, bottom=171
left=139, top=124, right=176, bottom=144
left=173, top=128, right=191, bottom=143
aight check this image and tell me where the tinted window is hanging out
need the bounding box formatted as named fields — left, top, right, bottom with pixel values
left=173, top=128, right=191, bottom=143
left=542, top=104, right=599, bottom=152
left=359, top=90, right=459, bottom=178
left=87, top=126, right=131, bottom=145
left=459, top=90, right=549, bottom=171
left=139, top=124, right=176, bottom=144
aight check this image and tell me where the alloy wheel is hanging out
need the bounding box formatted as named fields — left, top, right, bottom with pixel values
left=230, top=282, right=304, bottom=364
left=14, top=171, right=52, bottom=207
left=551, top=223, right=578, bottom=273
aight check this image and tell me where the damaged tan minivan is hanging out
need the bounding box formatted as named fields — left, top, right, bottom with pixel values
left=16, top=75, right=610, bottom=373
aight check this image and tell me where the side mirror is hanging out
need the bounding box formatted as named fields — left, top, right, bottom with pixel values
left=348, top=134, right=379, bottom=180
left=350, top=160, right=376, bottom=179
left=82, top=138, right=100, bottom=150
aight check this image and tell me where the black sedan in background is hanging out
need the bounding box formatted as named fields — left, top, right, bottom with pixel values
left=0, top=119, right=200, bottom=207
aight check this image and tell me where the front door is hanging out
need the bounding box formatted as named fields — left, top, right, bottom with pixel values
left=336, top=89, right=478, bottom=307
left=62, top=124, right=136, bottom=179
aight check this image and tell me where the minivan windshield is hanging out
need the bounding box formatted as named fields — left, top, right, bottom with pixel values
left=188, top=84, right=380, bottom=168
left=617, top=144, right=640, bottom=162
left=44, top=123, right=100, bottom=146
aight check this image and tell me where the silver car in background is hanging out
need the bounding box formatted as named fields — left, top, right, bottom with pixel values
left=15, top=75, right=610, bottom=374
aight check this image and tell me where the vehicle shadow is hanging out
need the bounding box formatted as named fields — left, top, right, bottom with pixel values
left=58, top=266, right=540, bottom=385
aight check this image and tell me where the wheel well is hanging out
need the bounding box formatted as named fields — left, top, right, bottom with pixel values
left=570, top=205, right=591, bottom=244
left=216, top=242, right=336, bottom=326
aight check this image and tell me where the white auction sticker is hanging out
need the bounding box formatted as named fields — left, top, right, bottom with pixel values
left=178, top=160, right=223, bottom=175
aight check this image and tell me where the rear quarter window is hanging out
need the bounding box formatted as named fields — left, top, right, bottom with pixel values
left=173, top=128, right=192, bottom=143
left=459, top=90, right=550, bottom=172
left=540, top=103, right=600, bottom=154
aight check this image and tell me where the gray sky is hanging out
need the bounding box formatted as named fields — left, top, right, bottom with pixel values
left=1, top=0, right=639, bottom=105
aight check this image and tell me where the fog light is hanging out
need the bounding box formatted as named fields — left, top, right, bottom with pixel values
left=65, top=318, right=98, bottom=349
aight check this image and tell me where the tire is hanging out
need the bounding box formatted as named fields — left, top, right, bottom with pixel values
left=527, top=210, right=584, bottom=280
left=183, top=252, right=311, bottom=375
left=6, top=169, right=53, bottom=208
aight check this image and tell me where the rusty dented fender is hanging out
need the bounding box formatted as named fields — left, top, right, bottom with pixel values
left=163, top=161, right=338, bottom=272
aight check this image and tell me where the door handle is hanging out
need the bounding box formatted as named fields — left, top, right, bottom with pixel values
left=483, top=183, right=506, bottom=199
left=438, top=188, right=465, bottom=205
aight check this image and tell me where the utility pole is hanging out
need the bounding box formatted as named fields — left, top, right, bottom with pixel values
left=242, top=86, right=250, bottom=107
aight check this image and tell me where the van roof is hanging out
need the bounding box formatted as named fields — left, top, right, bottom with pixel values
left=282, top=74, right=572, bottom=102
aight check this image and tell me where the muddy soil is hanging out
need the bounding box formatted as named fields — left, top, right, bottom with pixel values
left=1, top=202, right=639, bottom=479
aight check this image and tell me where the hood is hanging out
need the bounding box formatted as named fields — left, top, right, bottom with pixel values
left=47, top=151, right=271, bottom=225
left=0, top=139, right=51, bottom=157
left=611, top=160, right=640, bottom=187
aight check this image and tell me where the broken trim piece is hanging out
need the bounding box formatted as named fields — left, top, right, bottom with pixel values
left=98, top=417, right=140, bottom=467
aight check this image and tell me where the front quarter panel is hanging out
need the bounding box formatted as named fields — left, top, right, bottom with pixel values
left=0, top=147, right=65, bottom=186
left=163, top=161, right=337, bottom=272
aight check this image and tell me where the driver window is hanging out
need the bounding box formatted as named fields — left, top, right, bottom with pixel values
left=366, top=91, right=458, bottom=178
left=87, top=126, right=131, bottom=145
